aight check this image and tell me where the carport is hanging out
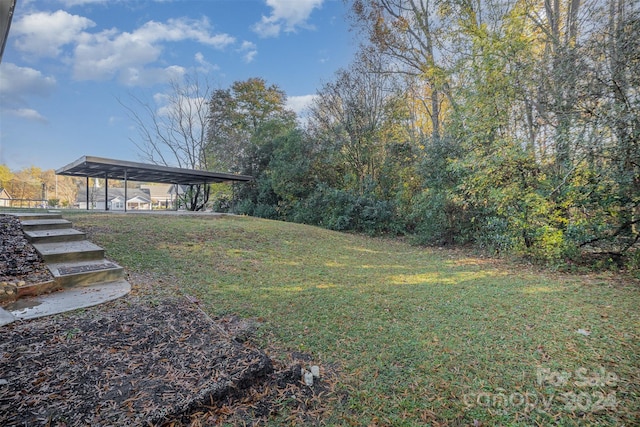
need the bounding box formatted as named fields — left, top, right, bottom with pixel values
left=56, top=155, right=253, bottom=212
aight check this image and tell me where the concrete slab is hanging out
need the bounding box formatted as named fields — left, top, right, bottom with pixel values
left=24, top=228, right=86, bottom=243
left=33, top=240, right=104, bottom=263
left=48, top=259, right=124, bottom=288
left=20, top=219, right=72, bottom=231
left=48, top=259, right=122, bottom=276
left=10, top=212, right=63, bottom=220
left=3, top=280, right=131, bottom=321
left=0, top=307, right=16, bottom=326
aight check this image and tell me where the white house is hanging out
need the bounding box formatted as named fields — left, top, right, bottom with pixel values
left=140, top=184, right=178, bottom=209
left=0, top=187, right=11, bottom=207
left=76, top=187, right=151, bottom=210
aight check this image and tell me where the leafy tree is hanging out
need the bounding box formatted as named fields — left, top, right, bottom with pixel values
left=6, top=166, right=43, bottom=201
left=207, top=77, right=296, bottom=174
left=572, top=0, right=640, bottom=252
left=206, top=77, right=297, bottom=213
left=0, top=164, right=12, bottom=189
left=343, top=0, right=639, bottom=263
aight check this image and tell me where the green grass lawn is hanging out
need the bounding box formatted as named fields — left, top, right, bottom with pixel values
left=68, top=212, right=639, bottom=426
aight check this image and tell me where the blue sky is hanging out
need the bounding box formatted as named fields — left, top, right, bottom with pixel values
left=0, top=0, right=357, bottom=171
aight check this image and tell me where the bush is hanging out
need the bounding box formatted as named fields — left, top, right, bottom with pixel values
left=253, top=203, right=279, bottom=220
left=477, top=216, right=512, bottom=253
left=212, top=195, right=232, bottom=213
left=410, top=190, right=474, bottom=246
left=625, top=250, right=640, bottom=277
left=232, top=199, right=256, bottom=216
left=287, top=184, right=398, bottom=236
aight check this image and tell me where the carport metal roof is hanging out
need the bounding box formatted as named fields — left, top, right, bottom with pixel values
left=56, top=155, right=253, bottom=185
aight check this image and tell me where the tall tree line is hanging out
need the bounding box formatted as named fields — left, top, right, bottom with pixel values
left=0, top=165, right=79, bottom=207
left=131, top=0, right=638, bottom=267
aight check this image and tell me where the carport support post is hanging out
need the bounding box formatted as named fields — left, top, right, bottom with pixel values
left=86, top=177, right=89, bottom=210
left=175, top=183, right=179, bottom=211
left=105, top=172, right=109, bottom=211
left=124, top=170, right=128, bottom=212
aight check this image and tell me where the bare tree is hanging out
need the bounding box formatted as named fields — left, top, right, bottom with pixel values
left=309, top=53, right=405, bottom=192
left=349, top=0, right=460, bottom=142
left=121, top=73, right=214, bottom=211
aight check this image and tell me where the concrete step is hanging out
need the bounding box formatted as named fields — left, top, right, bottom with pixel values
left=25, top=228, right=86, bottom=244
left=1, top=280, right=131, bottom=324
left=11, top=212, right=63, bottom=221
left=48, top=260, right=125, bottom=288
left=21, top=218, right=72, bottom=231
left=0, top=213, right=132, bottom=325
left=33, top=240, right=104, bottom=263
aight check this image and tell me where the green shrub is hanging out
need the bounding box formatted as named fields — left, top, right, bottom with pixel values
left=411, top=190, right=474, bottom=245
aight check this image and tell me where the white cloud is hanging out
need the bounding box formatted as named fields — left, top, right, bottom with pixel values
left=156, top=95, right=207, bottom=118
left=243, top=50, right=257, bottom=63
left=0, top=63, right=55, bottom=123
left=133, top=18, right=235, bottom=48
left=13, top=10, right=235, bottom=86
left=12, top=10, right=95, bottom=57
left=154, top=92, right=209, bottom=137
left=118, top=65, right=186, bottom=87
left=194, top=52, right=219, bottom=73
left=238, top=41, right=257, bottom=63
left=0, top=63, right=56, bottom=98
left=253, top=0, right=324, bottom=38
left=7, top=108, right=48, bottom=123
left=72, top=17, right=234, bottom=83
left=286, top=94, right=317, bottom=116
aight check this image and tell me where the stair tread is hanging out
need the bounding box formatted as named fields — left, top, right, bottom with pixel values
left=21, top=219, right=71, bottom=227
left=48, top=259, right=123, bottom=277
left=33, top=240, right=103, bottom=256
left=12, top=213, right=63, bottom=220
left=25, top=229, right=85, bottom=238
left=20, top=218, right=70, bottom=224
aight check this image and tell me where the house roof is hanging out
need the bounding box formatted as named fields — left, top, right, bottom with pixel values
left=127, top=195, right=152, bottom=203
left=77, top=187, right=151, bottom=203
left=140, top=184, right=174, bottom=199
left=57, top=156, right=253, bottom=185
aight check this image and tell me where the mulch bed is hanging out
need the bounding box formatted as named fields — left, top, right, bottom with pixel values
left=0, top=215, right=54, bottom=300
left=0, top=292, right=337, bottom=426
